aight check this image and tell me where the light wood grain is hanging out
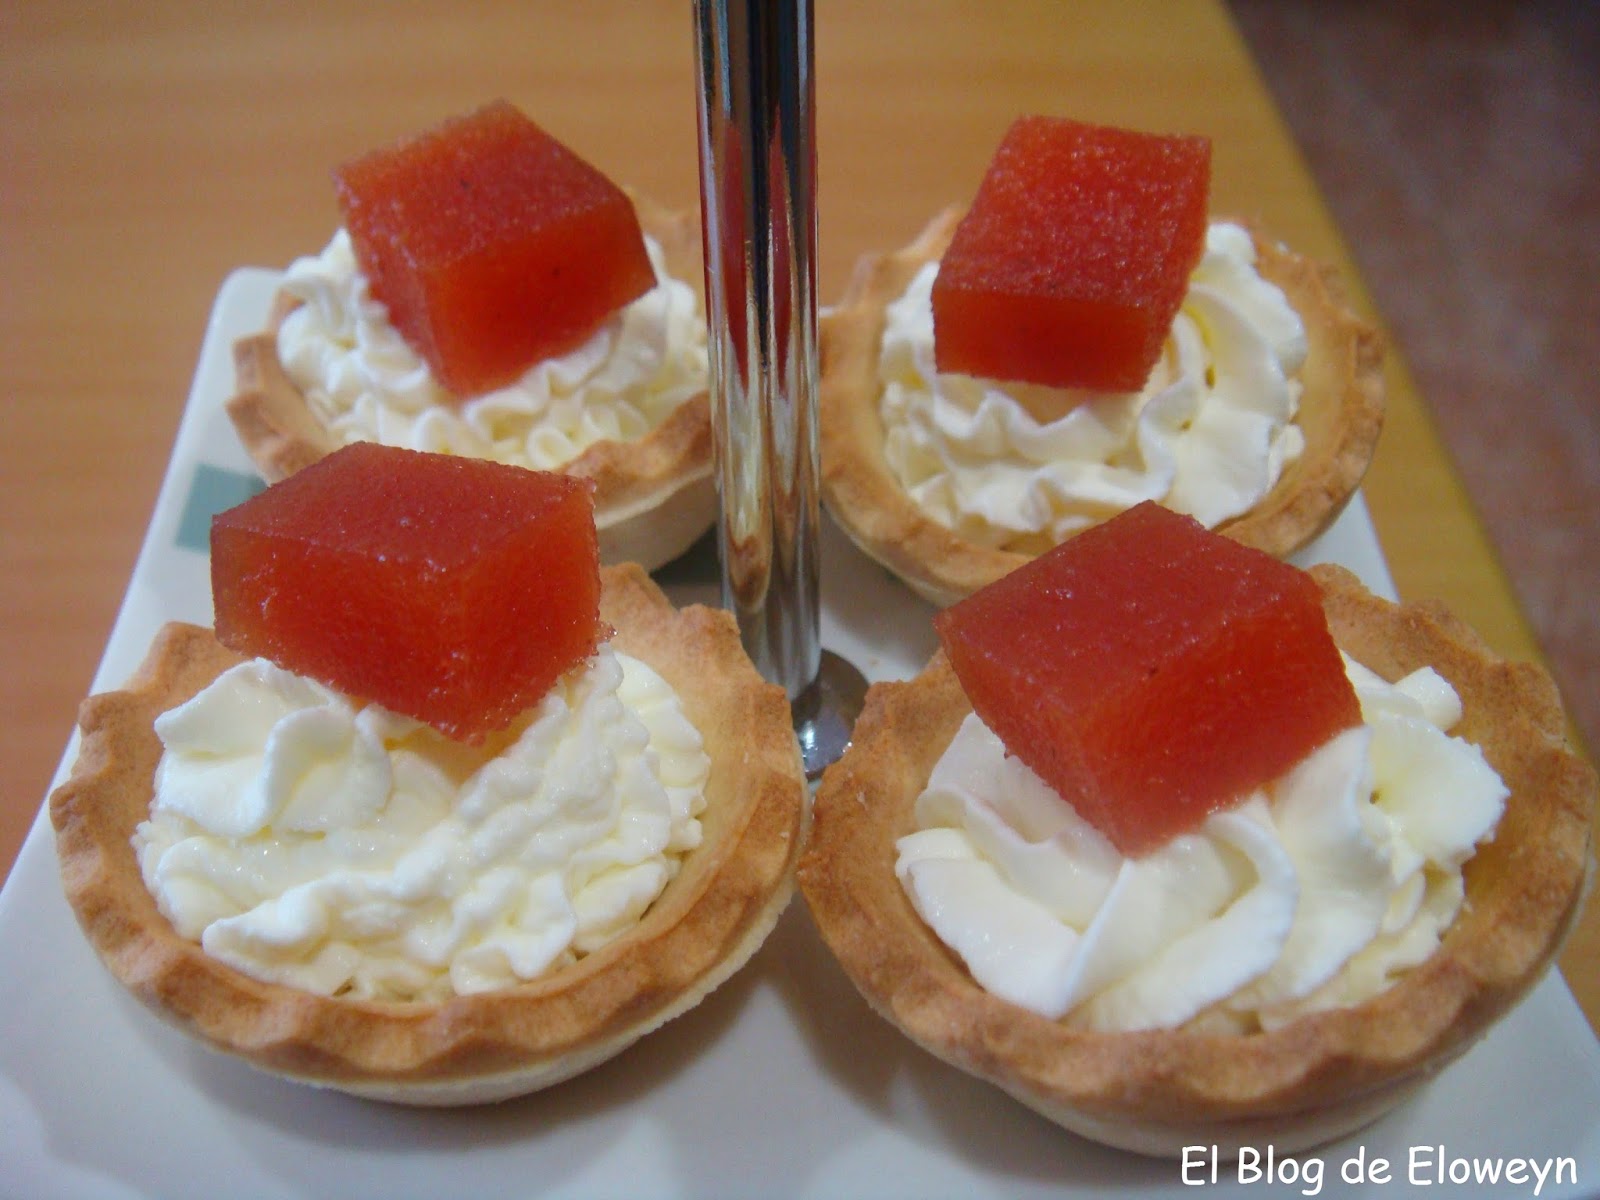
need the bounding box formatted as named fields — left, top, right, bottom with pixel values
left=2, top=0, right=1592, bottom=1032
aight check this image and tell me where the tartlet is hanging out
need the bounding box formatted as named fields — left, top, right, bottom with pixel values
left=819, top=209, right=1387, bottom=606
left=797, top=563, right=1594, bottom=1156
left=228, top=193, right=714, bottom=572
left=50, top=564, right=806, bottom=1105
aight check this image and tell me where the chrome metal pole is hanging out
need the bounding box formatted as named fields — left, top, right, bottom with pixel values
left=692, top=0, right=864, bottom=777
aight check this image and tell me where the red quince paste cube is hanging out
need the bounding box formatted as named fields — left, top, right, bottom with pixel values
left=934, top=501, right=1359, bottom=856
left=932, top=114, right=1211, bottom=395
left=335, top=100, right=656, bottom=398
left=212, top=443, right=603, bottom=742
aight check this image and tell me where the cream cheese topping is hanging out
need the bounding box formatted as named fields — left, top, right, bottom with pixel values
left=276, top=231, right=708, bottom=470
left=134, top=645, right=709, bottom=1003
left=894, top=656, right=1507, bottom=1032
left=879, top=222, right=1307, bottom=551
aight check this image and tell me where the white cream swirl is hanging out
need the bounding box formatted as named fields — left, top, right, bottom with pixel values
left=894, top=657, right=1506, bottom=1033
left=133, top=645, right=709, bottom=1003
left=880, top=222, right=1307, bottom=550
left=276, top=231, right=708, bottom=470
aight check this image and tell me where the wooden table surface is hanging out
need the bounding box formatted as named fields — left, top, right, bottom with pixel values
left=3, top=1, right=1594, bottom=1036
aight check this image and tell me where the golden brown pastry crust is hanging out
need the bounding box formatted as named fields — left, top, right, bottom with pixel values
left=818, top=210, right=1387, bottom=607
left=797, top=563, right=1593, bottom=1155
left=227, top=193, right=715, bottom=572
left=50, top=564, right=806, bottom=1105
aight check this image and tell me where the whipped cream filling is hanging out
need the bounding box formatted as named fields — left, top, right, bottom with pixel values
left=880, top=222, right=1308, bottom=551
left=276, top=231, right=708, bottom=470
left=895, top=656, right=1507, bottom=1033
left=134, top=645, right=709, bottom=1003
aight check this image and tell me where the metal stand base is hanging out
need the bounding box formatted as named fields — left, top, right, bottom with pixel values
left=793, top=649, right=868, bottom=780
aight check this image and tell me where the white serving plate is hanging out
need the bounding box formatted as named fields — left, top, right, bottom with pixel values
left=1, top=269, right=1596, bottom=1200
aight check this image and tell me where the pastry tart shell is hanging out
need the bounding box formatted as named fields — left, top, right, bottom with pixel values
left=50, top=564, right=807, bottom=1105
left=797, top=563, right=1594, bottom=1156
left=818, top=209, right=1387, bottom=607
left=227, top=193, right=715, bottom=572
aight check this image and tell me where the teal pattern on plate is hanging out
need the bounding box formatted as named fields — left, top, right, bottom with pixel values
left=175, top=464, right=265, bottom=553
